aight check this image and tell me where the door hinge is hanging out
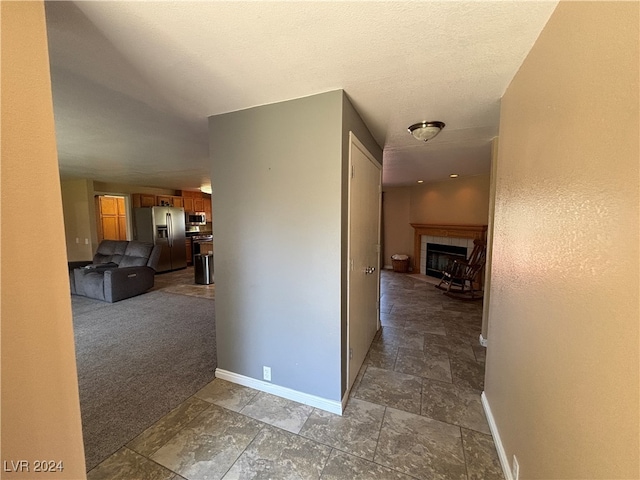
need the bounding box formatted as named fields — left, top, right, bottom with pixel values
left=349, top=347, right=353, bottom=360
left=350, top=258, right=354, bottom=271
left=376, top=244, right=381, bottom=253
left=351, top=165, right=355, bottom=178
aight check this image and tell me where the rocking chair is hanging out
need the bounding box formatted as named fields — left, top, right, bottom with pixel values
left=436, top=239, right=487, bottom=300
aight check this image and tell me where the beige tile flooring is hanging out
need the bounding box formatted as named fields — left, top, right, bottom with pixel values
left=152, top=266, right=215, bottom=300
left=87, top=270, right=503, bottom=480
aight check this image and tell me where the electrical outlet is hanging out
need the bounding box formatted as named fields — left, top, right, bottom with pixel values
left=512, top=455, right=519, bottom=480
left=263, top=366, right=271, bottom=382
left=75, top=237, right=80, bottom=244
left=85, top=238, right=89, bottom=244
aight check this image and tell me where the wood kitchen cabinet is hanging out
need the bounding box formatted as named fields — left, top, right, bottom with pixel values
left=179, top=191, right=210, bottom=217
left=193, top=197, right=205, bottom=212
left=134, top=193, right=184, bottom=208
left=203, top=198, right=212, bottom=222
left=132, top=193, right=156, bottom=208
left=155, top=195, right=183, bottom=208
left=156, top=195, right=169, bottom=206
left=156, top=195, right=173, bottom=206
left=183, top=197, right=194, bottom=212
left=185, top=241, right=192, bottom=266
left=97, top=195, right=127, bottom=241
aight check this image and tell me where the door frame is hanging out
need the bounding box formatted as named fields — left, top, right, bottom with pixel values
left=346, top=131, right=382, bottom=394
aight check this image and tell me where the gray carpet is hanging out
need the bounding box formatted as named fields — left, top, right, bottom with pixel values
left=72, top=290, right=217, bottom=471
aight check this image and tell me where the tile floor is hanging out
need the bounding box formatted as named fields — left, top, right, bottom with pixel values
left=87, top=270, right=503, bottom=480
left=153, top=266, right=215, bottom=300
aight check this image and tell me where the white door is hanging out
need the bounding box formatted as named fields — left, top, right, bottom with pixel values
left=347, top=132, right=381, bottom=391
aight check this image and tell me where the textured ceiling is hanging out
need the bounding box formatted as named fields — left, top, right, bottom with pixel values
left=45, top=1, right=558, bottom=190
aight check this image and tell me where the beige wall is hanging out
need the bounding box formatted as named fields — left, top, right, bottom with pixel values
left=382, top=175, right=490, bottom=269
left=485, top=2, right=639, bottom=479
left=61, top=178, right=94, bottom=261
left=92, top=181, right=176, bottom=196
left=409, top=174, right=490, bottom=225
left=381, top=188, right=413, bottom=267
left=60, top=179, right=178, bottom=258
left=1, top=2, right=87, bottom=478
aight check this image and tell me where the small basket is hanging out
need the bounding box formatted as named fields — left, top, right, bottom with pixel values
left=391, top=254, right=409, bottom=273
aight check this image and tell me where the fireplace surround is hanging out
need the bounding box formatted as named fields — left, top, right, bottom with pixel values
left=425, top=243, right=468, bottom=278
left=410, top=224, right=488, bottom=274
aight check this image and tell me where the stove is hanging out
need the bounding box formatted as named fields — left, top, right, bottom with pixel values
left=191, top=234, right=213, bottom=241
left=191, top=234, right=213, bottom=260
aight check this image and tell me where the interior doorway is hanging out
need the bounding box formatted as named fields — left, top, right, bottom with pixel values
left=347, top=132, right=382, bottom=391
left=95, top=194, right=128, bottom=241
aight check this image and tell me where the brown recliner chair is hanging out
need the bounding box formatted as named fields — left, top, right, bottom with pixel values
left=70, top=240, right=161, bottom=303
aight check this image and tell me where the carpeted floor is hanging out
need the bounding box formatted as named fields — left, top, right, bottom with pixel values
left=72, top=290, right=217, bottom=471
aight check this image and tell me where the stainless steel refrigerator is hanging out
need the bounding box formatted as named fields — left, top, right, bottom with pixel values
left=133, top=207, right=187, bottom=272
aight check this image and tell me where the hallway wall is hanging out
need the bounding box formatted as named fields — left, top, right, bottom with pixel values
left=1, top=2, right=87, bottom=478
left=484, top=2, right=639, bottom=478
left=61, top=178, right=95, bottom=261
left=209, top=91, right=345, bottom=403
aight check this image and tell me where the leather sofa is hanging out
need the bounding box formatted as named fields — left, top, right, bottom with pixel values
left=70, top=240, right=161, bottom=303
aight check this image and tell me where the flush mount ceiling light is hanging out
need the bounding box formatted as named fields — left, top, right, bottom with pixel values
left=408, top=121, right=445, bottom=142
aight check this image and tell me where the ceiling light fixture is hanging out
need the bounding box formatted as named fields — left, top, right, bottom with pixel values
left=449, top=174, right=459, bottom=178
left=408, top=121, right=445, bottom=142
left=417, top=180, right=424, bottom=184
left=200, top=184, right=212, bottom=194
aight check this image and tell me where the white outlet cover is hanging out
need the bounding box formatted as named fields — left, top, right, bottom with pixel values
left=263, top=366, right=271, bottom=382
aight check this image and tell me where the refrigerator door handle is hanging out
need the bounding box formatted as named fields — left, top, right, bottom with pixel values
left=166, top=212, right=172, bottom=247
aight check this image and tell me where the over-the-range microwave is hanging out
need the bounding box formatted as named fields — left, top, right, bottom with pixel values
left=186, top=212, right=206, bottom=225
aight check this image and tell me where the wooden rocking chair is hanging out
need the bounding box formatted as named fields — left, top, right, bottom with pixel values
left=435, top=239, right=487, bottom=300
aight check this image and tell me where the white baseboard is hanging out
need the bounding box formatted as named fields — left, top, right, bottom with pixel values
left=481, top=391, right=512, bottom=480
left=479, top=334, right=488, bottom=347
left=215, top=368, right=343, bottom=415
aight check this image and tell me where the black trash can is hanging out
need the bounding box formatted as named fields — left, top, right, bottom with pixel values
left=194, top=253, right=214, bottom=285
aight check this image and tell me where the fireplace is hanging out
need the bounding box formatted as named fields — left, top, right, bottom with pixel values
left=425, top=243, right=467, bottom=279
left=410, top=224, right=487, bottom=275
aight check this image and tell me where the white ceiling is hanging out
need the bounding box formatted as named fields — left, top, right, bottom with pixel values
left=45, top=1, right=558, bottom=190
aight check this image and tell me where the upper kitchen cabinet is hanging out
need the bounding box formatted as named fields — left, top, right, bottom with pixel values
left=203, top=197, right=212, bottom=222
left=132, top=193, right=156, bottom=208
left=193, top=197, right=205, bottom=212
left=180, top=190, right=207, bottom=213
left=156, top=195, right=172, bottom=206
left=157, top=195, right=183, bottom=208
left=134, top=193, right=185, bottom=208
left=183, top=196, right=194, bottom=212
